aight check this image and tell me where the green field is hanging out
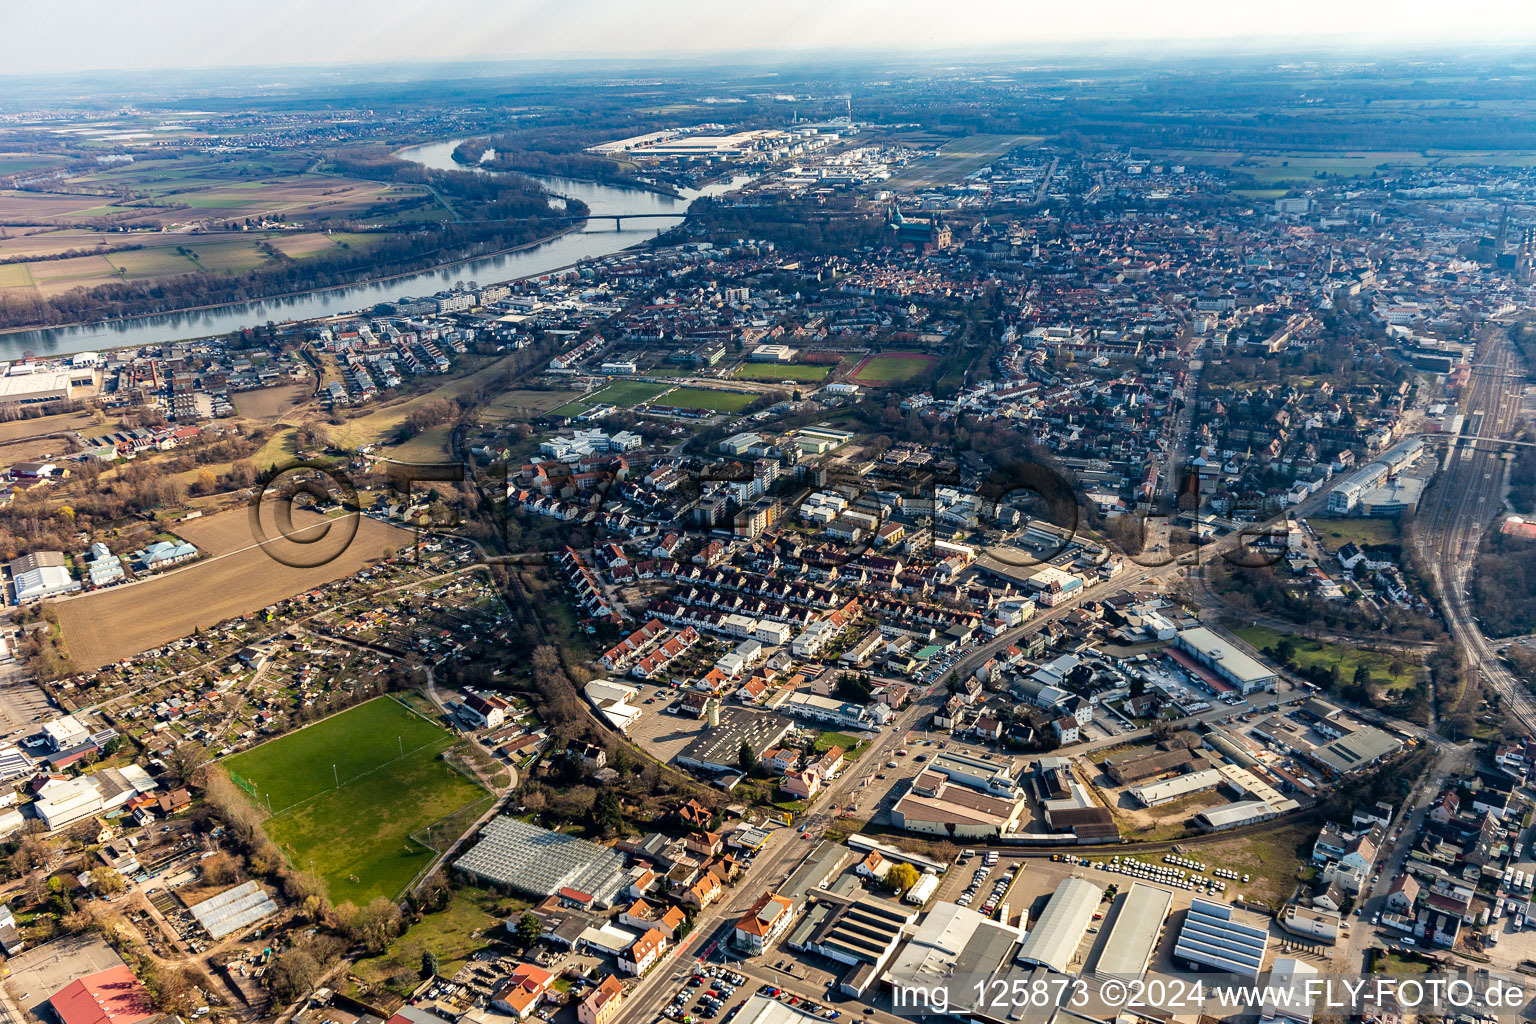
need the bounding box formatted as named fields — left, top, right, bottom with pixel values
left=588, top=379, right=671, bottom=408
left=660, top=386, right=760, bottom=412
left=850, top=353, right=937, bottom=384
left=1233, top=625, right=1422, bottom=692
left=222, top=696, right=487, bottom=904
left=1307, top=517, right=1402, bottom=552
left=0, top=264, right=34, bottom=289
left=733, top=362, right=831, bottom=382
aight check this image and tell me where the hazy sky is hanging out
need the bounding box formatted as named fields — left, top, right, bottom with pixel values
left=5, top=0, right=1536, bottom=76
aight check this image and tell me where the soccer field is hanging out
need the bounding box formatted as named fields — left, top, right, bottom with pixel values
left=222, top=696, right=488, bottom=904
left=661, top=386, right=759, bottom=412
left=849, top=352, right=937, bottom=384
left=732, top=362, right=830, bottom=382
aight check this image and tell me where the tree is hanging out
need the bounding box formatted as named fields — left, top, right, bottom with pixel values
left=90, top=867, right=126, bottom=895
left=593, top=790, right=624, bottom=836
left=421, top=950, right=440, bottom=979
left=516, top=912, right=543, bottom=947
left=164, top=741, right=213, bottom=783
left=738, top=741, right=758, bottom=775
left=200, top=851, right=241, bottom=885
left=266, top=948, right=322, bottom=1002
left=884, top=863, right=920, bottom=895
left=1274, top=637, right=1297, bottom=665
left=836, top=673, right=872, bottom=703
left=354, top=897, right=403, bottom=953
left=1353, top=664, right=1373, bottom=690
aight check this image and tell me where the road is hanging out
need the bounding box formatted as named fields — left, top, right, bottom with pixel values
left=612, top=492, right=1337, bottom=1024
left=1412, top=325, right=1536, bottom=728
left=1335, top=742, right=1471, bottom=969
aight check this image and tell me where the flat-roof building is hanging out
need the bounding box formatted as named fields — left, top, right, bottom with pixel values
left=1174, top=627, right=1277, bottom=693
left=1306, top=726, right=1403, bottom=775
left=675, top=708, right=793, bottom=775
left=1173, top=897, right=1269, bottom=980
left=1014, top=876, right=1101, bottom=974
left=1092, top=882, right=1171, bottom=978
left=886, top=902, right=1022, bottom=1010
left=1128, top=768, right=1223, bottom=807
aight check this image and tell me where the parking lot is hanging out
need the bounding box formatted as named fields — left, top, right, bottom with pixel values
left=0, top=667, right=53, bottom=740
left=623, top=682, right=713, bottom=765
left=663, top=965, right=763, bottom=1024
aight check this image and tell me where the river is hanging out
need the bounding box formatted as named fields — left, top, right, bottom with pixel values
left=0, top=139, right=740, bottom=361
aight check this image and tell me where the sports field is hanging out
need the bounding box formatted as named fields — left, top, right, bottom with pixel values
left=660, top=386, right=759, bottom=412
left=849, top=352, right=938, bottom=385
left=223, top=696, right=488, bottom=904
left=732, top=362, right=830, bottom=382
left=589, top=380, right=671, bottom=407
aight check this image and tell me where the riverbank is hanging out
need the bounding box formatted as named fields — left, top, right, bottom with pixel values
left=0, top=222, right=586, bottom=340
left=0, top=140, right=725, bottom=360
left=447, top=145, right=684, bottom=199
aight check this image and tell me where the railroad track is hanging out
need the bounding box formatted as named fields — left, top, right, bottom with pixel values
left=1414, top=327, right=1536, bottom=728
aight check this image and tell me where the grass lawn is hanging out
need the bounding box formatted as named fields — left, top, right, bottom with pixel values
left=849, top=352, right=938, bottom=385
left=1232, top=624, right=1422, bottom=692
left=1197, top=818, right=1317, bottom=908
left=1373, top=951, right=1433, bottom=974
left=222, top=696, right=487, bottom=904
left=814, top=731, right=868, bottom=758
left=352, top=886, right=514, bottom=999
left=660, top=386, right=759, bottom=413
left=733, top=362, right=831, bottom=382
left=1307, top=516, right=1401, bottom=552
left=379, top=424, right=454, bottom=464
left=481, top=389, right=583, bottom=418
left=587, top=379, right=671, bottom=408
left=178, top=426, right=297, bottom=486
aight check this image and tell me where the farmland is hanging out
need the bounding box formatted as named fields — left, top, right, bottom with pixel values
left=732, top=362, right=831, bottom=382
left=883, top=133, right=1042, bottom=189
left=54, top=508, right=411, bottom=670
left=0, top=155, right=417, bottom=229
left=0, top=408, right=106, bottom=443
left=0, top=152, right=436, bottom=319
left=849, top=352, right=938, bottom=385
left=658, top=386, right=761, bottom=413
left=0, top=227, right=386, bottom=301
left=1147, top=148, right=1536, bottom=187
left=222, top=696, right=488, bottom=904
